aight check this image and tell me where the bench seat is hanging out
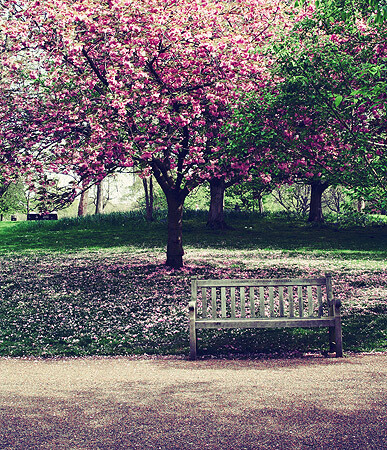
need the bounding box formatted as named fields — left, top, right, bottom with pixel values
left=194, top=317, right=336, bottom=329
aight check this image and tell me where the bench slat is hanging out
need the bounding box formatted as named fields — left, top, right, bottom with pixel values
left=289, top=287, right=294, bottom=318
left=230, top=287, right=236, bottom=319
left=308, top=285, right=313, bottom=317
left=317, top=285, right=323, bottom=317
left=191, top=278, right=197, bottom=319
left=250, top=287, right=255, bottom=318
left=221, top=287, right=226, bottom=318
left=195, top=317, right=335, bottom=329
left=269, top=286, right=275, bottom=318
left=279, top=286, right=284, bottom=317
left=211, top=287, right=217, bottom=319
left=197, top=278, right=327, bottom=287
left=240, top=288, right=246, bottom=318
left=201, top=287, right=207, bottom=319
left=298, top=286, right=303, bottom=318
left=259, top=286, right=265, bottom=318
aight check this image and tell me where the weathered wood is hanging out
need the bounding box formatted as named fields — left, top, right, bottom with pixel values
left=189, top=274, right=343, bottom=358
left=249, top=287, right=255, bottom=318
left=240, top=288, right=246, bottom=318
left=289, top=287, right=294, bottom=318
left=191, top=278, right=197, bottom=317
left=279, top=286, right=284, bottom=317
left=196, top=317, right=335, bottom=329
left=298, top=286, right=303, bottom=318
left=269, top=286, right=275, bottom=318
left=259, top=286, right=265, bottom=318
left=189, top=301, right=197, bottom=360
left=317, top=285, right=323, bottom=317
left=211, top=287, right=217, bottom=319
left=307, top=286, right=313, bottom=317
left=201, top=287, right=207, bottom=319
left=334, top=303, right=343, bottom=357
left=326, top=273, right=335, bottom=352
left=221, top=287, right=226, bottom=319
left=230, top=287, right=236, bottom=319
left=196, top=278, right=326, bottom=287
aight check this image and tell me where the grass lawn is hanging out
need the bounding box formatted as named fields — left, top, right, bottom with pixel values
left=0, top=210, right=386, bottom=358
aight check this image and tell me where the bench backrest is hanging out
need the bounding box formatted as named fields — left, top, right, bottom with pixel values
left=191, top=274, right=334, bottom=320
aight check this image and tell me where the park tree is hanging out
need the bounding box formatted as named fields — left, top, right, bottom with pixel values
left=0, top=0, right=293, bottom=267
left=274, top=1, right=387, bottom=209
left=227, top=0, right=387, bottom=222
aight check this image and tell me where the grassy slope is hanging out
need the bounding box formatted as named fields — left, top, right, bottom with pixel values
left=1, top=211, right=387, bottom=259
left=0, top=211, right=386, bottom=358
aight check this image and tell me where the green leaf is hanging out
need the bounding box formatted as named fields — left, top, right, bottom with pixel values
left=334, top=95, right=343, bottom=107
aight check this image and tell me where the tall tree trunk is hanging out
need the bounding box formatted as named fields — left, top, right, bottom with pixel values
left=95, top=181, right=103, bottom=214
left=357, top=197, right=365, bottom=213
left=207, top=177, right=227, bottom=229
left=78, top=187, right=89, bottom=217
left=257, top=192, right=264, bottom=214
left=165, top=190, right=186, bottom=268
left=143, top=176, right=154, bottom=221
left=308, top=181, right=329, bottom=223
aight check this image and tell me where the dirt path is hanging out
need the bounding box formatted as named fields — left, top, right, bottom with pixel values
left=0, top=353, right=386, bottom=449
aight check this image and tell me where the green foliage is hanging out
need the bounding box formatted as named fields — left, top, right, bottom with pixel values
left=326, top=210, right=387, bottom=228
left=225, top=181, right=271, bottom=212
left=184, top=184, right=210, bottom=210
left=0, top=180, right=26, bottom=217
left=298, top=0, right=387, bottom=24
left=267, top=4, right=387, bottom=207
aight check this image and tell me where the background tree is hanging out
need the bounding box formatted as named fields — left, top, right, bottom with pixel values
left=269, top=1, right=387, bottom=209
left=226, top=0, right=387, bottom=222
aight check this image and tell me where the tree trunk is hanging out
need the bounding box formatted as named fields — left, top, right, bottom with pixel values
left=207, top=177, right=227, bottom=229
left=308, top=181, right=329, bottom=223
left=78, top=187, right=89, bottom=217
left=95, top=181, right=103, bottom=214
left=257, top=192, right=264, bottom=214
left=357, top=197, right=365, bottom=213
left=165, top=190, right=186, bottom=269
left=143, top=176, right=154, bottom=221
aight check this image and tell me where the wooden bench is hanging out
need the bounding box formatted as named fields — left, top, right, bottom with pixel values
left=189, top=273, right=343, bottom=359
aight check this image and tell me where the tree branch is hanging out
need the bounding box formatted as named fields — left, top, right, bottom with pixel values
left=82, top=48, right=109, bottom=87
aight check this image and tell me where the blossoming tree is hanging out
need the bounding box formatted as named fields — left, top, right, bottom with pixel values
left=1, top=0, right=290, bottom=267
left=227, top=1, right=387, bottom=220
left=272, top=5, right=387, bottom=209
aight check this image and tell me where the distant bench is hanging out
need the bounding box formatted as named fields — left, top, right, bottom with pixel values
left=189, top=273, right=343, bottom=360
left=27, top=213, right=58, bottom=221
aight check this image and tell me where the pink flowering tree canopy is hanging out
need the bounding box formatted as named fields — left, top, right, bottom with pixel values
left=0, top=0, right=292, bottom=267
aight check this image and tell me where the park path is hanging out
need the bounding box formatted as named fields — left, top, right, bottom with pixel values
left=0, top=353, right=386, bottom=449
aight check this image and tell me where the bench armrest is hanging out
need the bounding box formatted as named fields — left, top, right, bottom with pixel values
left=334, top=299, right=342, bottom=308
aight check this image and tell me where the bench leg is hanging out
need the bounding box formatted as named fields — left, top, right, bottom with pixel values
left=189, top=300, right=197, bottom=360
left=189, top=325, right=197, bottom=360
left=335, top=318, right=343, bottom=357
left=328, top=323, right=343, bottom=357
left=329, top=326, right=336, bottom=353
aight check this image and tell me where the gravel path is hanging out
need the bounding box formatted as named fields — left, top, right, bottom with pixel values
left=0, top=353, right=386, bottom=449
